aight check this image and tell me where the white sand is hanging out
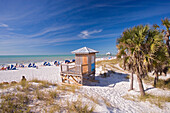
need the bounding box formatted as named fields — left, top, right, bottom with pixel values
left=0, top=59, right=169, bottom=113
left=0, top=64, right=61, bottom=83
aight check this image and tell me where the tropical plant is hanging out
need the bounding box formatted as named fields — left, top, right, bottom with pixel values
left=117, top=25, right=168, bottom=96
left=161, top=18, right=170, bottom=56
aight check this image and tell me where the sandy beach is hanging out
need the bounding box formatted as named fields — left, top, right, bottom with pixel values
left=0, top=57, right=169, bottom=113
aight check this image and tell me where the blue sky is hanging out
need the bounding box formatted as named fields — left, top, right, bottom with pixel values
left=0, top=0, right=170, bottom=55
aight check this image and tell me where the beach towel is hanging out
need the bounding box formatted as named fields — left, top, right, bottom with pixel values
left=7, top=66, right=10, bottom=70
left=28, top=63, right=32, bottom=67
left=33, top=63, right=36, bottom=68
left=58, top=61, right=60, bottom=65
left=43, top=62, right=47, bottom=66
left=11, top=65, right=14, bottom=70
left=12, top=67, right=16, bottom=70
left=47, top=62, right=51, bottom=66
left=54, top=61, right=57, bottom=65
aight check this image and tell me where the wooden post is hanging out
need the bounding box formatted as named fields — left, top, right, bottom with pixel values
left=67, top=75, right=70, bottom=84
left=60, top=64, right=62, bottom=72
left=81, top=64, right=83, bottom=85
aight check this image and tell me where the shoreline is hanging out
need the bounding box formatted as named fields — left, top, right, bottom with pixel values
left=0, top=54, right=114, bottom=65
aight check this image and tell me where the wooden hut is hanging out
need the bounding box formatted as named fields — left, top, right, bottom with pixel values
left=60, top=47, right=99, bottom=85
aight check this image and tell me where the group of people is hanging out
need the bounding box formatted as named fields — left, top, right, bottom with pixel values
left=65, top=59, right=75, bottom=64
left=43, top=61, right=61, bottom=66
left=0, top=64, right=17, bottom=70
left=43, top=62, right=52, bottom=66
left=0, top=59, right=76, bottom=71
left=0, top=63, right=38, bottom=71
left=28, top=63, right=37, bottom=68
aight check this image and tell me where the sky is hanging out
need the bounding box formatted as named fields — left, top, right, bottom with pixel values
left=0, top=0, right=170, bottom=55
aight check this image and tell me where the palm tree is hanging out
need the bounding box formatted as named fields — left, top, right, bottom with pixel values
left=146, top=27, right=168, bottom=87
left=153, top=24, right=160, bottom=29
left=117, top=25, right=148, bottom=96
left=117, top=29, right=135, bottom=91
left=161, top=18, right=170, bottom=56
left=117, top=25, right=167, bottom=96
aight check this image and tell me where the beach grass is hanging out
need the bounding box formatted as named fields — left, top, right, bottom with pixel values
left=144, top=76, right=170, bottom=89
left=83, top=93, right=100, bottom=105
left=123, top=94, right=170, bottom=108
left=30, top=79, right=57, bottom=86
left=57, top=84, right=80, bottom=93
left=0, top=93, right=31, bottom=112
left=96, top=58, right=123, bottom=73
left=0, top=80, right=96, bottom=112
left=96, top=58, right=120, bottom=67
left=66, top=96, right=95, bottom=113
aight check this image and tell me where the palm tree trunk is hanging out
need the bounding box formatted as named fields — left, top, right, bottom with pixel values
left=129, top=72, right=134, bottom=90
left=137, top=74, right=145, bottom=96
left=154, top=72, right=159, bottom=87
left=165, top=32, right=170, bottom=56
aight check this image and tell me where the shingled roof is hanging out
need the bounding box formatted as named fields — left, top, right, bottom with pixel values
left=72, top=47, right=99, bottom=54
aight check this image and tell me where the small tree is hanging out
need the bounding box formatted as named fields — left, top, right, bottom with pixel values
left=117, top=25, right=167, bottom=96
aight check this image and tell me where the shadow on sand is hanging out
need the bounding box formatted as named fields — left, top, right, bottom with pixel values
left=84, top=70, right=129, bottom=87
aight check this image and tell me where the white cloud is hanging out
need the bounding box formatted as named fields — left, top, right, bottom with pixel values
left=0, top=23, right=8, bottom=28
left=79, top=29, right=102, bottom=39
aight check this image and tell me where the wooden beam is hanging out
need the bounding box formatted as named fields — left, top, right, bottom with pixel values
left=61, top=76, right=82, bottom=86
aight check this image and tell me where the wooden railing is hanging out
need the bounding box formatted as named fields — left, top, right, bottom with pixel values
left=60, top=63, right=88, bottom=75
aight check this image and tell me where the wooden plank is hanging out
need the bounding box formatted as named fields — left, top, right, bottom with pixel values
left=61, top=72, right=82, bottom=76
left=82, top=56, right=88, bottom=74
left=61, top=75, right=67, bottom=83
left=61, top=76, right=82, bottom=86
left=61, top=82, right=82, bottom=86
left=70, top=75, right=80, bottom=84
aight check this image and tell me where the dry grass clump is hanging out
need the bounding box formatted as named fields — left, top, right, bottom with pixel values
left=96, top=58, right=120, bottom=67
left=17, top=81, right=37, bottom=93
left=144, top=76, right=170, bottom=89
left=0, top=93, right=31, bottom=112
left=138, top=94, right=170, bottom=108
left=122, top=94, right=137, bottom=102
left=48, top=90, right=59, bottom=99
left=83, top=93, right=114, bottom=109
left=35, top=89, right=47, bottom=100
left=0, top=79, right=97, bottom=112
left=96, top=58, right=123, bottom=74
left=57, top=84, right=80, bottom=93
left=66, top=96, right=95, bottom=113
left=155, top=78, right=170, bottom=89
left=123, top=94, right=170, bottom=108
left=0, top=81, right=18, bottom=89
left=30, top=79, right=57, bottom=87
left=101, top=97, right=112, bottom=108
left=49, top=104, right=62, bottom=113
left=83, top=93, right=100, bottom=105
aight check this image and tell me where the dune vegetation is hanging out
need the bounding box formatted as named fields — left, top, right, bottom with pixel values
left=116, top=18, right=170, bottom=96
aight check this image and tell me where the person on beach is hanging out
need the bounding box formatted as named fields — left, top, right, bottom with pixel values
left=21, top=76, right=26, bottom=81
left=0, top=66, right=6, bottom=70
left=7, top=65, right=10, bottom=70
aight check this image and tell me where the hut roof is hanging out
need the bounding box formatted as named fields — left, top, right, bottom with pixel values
left=72, top=47, right=99, bottom=54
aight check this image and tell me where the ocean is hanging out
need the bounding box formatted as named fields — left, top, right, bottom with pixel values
left=0, top=54, right=110, bottom=65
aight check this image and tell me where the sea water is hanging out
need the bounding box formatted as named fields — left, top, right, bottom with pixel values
left=0, top=54, right=109, bottom=65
